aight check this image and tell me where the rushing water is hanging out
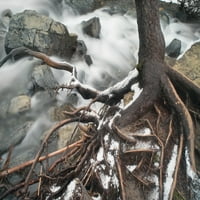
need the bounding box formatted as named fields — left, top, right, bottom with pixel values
left=0, top=0, right=200, bottom=169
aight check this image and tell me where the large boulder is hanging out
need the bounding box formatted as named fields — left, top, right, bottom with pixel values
left=5, top=10, right=77, bottom=59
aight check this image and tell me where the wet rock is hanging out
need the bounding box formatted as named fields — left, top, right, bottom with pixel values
left=8, top=95, right=31, bottom=114
left=76, top=40, right=88, bottom=56
left=64, top=0, right=103, bottom=14
left=64, top=0, right=135, bottom=14
left=48, top=104, right=76, bottom=121
left=81, top=17, right=101, bottom=38
left=30, top=64, right=59, bottom=96
left=74, top=40, right=93, bottom=66
left=0, top=100, right=10, bottom=119
left=0, top=121, right=33, bottom=155
left=57, top=123, right=81, bottom=149
left=84, top=54, right=93, bottom=66
left=5, top=10, right=77, bottom=59
left=166, top=38, right=181, bottom=58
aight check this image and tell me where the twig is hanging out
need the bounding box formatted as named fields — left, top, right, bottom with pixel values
left=116, top=157, right=126, bottom=200
left=165, top=116, right=173, bottom=147
left=0, top=140, right=82, bottom=177
left=37, top=166, right=43, bottom=197
left=154, top=104, right=161, bottom=133
left=124, top=149, right=158, bottom=153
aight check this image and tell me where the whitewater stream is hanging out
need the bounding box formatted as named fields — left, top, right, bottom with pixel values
left=0, top=1, right=200, bottom=196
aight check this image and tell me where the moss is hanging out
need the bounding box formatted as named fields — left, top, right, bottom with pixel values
left=173, top=189, right=185, bottom=200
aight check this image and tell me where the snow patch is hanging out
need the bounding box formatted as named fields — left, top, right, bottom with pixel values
left=185, top=147, right=195, bottom=179
left=97, top=147, right=104, bottom=162
left=107, top=152, right=115, bottom=167
left=163, top=145, right=178, bottom=200
left=147, top=175, right=159, bottom=200
left=126, top=165, right=137, bottom=172
left=50, top=185, right=61, bottom=193
left=64, top=179, right=77, bottom=199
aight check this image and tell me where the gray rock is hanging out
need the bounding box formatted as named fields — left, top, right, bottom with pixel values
left=0, top=100, right=10, bottom=119
left=31, top=64, right=59, bottom=95
left=166, top=38, right=181, bottom=58
left=57, top=123, right=81, bottom=149
left=5, top=10, right=77, bottom=59
left=64, top=0, right=135, bottom=14
left=84, top=54, right=93, bottom=66
left=76, top=40, right=88, bottom=56
left=64, top=0, right=102, bottom=14
left=8, top=95, right=31, bottom=114
left=73, top=40, right=93, bottom=66
left=0, top=121, right=33, bottom=155
left=81, top=17, right=101, bottom=39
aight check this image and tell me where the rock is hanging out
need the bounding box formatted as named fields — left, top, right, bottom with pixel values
left=48, top=104, right=76, bottom=121
left=0, top=100, right=10, bottom=119
left=8, top=95, right=31, bottom=114
left=172, top=42, right=200, bottom=86
left=64, top=0, right=103, bottom=14
left=0, top=121, right=33, bottom=155
left=64, top=0, right=135, bottom=14
left=166, top=38, right=181, bottom=58
left=81, top=17, right=101, bottom=39
left=30, top=64, right=59, bottom=95
left=5, top=10, right=77, bottom=59
left=84, top=54, right=93, bottom=66
left=73, top=40, right=93, bottom=66
left=76, top=40, right=88, bottom=56
left=57, top=123, right=81, bottom=149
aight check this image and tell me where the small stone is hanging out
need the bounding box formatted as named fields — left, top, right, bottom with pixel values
left=8, top=95, right=31, bottom=114
left=84, top=54, right=93, bottom=66
left=166, top=38, right=181, bottom=58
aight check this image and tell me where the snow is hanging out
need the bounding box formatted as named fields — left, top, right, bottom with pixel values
left=107, top=152, right=115, bottom=167
left=163, top=145, right=178, bottom=200
left=109, top=139, right=120, bottom=150
left=99, top=174, right=111, bottom=189
left=97, top=147, right=104, bottom=162
left=63, top=179, right=77, bottom=199
left=92, top=194, right=102, bottom=200
left=185, top=147, right=195, bottom=179
left=126, top=165, right=137, bottom=172
left=50, top=185, right=61, bottom=193
left=147, top=175, right=159, bottom=200
left=160, top=0, right=179, bottom=3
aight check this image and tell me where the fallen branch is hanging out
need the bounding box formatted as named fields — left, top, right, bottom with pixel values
left=0, top=140, right=83, bottom=177
left=116, top=157, right=126, bottom=200
left=0, top=47, right=74, bottom=72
